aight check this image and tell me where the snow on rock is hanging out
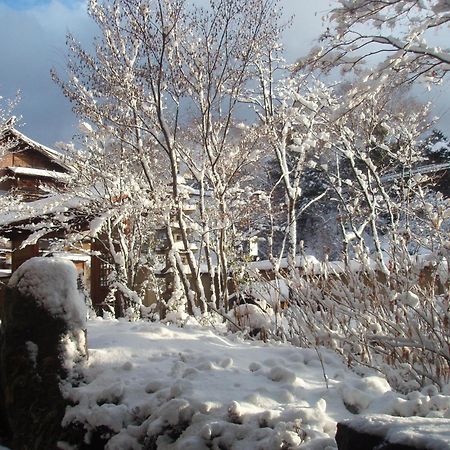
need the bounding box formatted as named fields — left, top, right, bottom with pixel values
left=60, top=319, right=450, bottom=449
left=8, top=257, right=86, bottom=330
left=340, top=415, right=450, bottom=450
left=339, top=376, right=392, bottom=413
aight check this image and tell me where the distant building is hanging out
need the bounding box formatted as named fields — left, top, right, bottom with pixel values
left=381, top=161, right=450, bottom=198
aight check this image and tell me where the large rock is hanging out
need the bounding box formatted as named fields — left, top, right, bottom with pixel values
left=0, top=257, right=87, bottom=450
left=336, top=415, right=450, bottom=450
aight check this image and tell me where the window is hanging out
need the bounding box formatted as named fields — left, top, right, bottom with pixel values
left=99, top=260, right=112, bottom=287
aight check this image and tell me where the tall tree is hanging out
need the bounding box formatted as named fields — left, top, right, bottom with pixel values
left=53, top=0, right=281, bottom=314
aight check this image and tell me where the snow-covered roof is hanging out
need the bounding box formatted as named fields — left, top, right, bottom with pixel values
left=196, top=255, right=359, bottom=276
left=45, top=251, right=91, bottom=262
left=249, top=255, right=322, bottom=272
left=247, top=252, right=441, bottom=277
left=0, top=192, right=91, bottom=232
left=7, top=166, right=70, bottom=181
left=0, top=180, right=124, bottom=241
left=381, top=162, right=450, bottom=183
left=0, top=126, right=72, bottom=172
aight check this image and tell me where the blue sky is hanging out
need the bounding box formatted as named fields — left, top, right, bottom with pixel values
left=1, top=0, right=448, bottom=148
left=0, top=0, right=50, bottom=8
left=0, top=0, right=79, bottom=9
left=0, top=0, right=331, bottom=147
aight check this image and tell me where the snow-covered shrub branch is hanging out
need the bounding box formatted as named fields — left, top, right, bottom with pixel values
left=280, top=228, right=450, bottom=393
left=305, top=0, right=450, bottom=84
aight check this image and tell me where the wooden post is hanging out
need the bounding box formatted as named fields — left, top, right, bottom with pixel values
left=11, top=235, right=39, bottom=272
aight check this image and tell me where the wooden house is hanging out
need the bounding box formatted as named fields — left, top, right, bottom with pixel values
left=0, top=125, right=71, bottom=200
left=0, top=124, right=91, bottom=288
left=0, top=124, right=132, bottom=315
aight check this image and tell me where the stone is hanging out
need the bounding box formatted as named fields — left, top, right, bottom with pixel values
left=0, top=258, right=88, bottom=450
left=336, top=415, right=450, bottom=450
left=336, top=422, right=415, bottom=450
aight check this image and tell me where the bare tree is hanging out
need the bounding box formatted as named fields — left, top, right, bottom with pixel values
left=53, top=0, right=281, bottom=315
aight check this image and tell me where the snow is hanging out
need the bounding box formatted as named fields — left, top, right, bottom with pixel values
left=49, top=251, right=90, bottom=262
left=8, top=257, right=86, bottom=329
left=237, top=279, right=289, bottom=308
left=61, top=319, right=450, bottom=449
left=430, top=141, right=450, bottom=155
left=89, top=214, right=110, bottom=237
left=250, top=255, right=321, bottom=272
left=7, top=166, right=70, bottom=181
left=397, top=291, right=420, bottom=308
left=249, top=256, right=362, bottom=276
left=229, top=304, right=273, bottom=332
left=0, top=269, right=11, bottom=278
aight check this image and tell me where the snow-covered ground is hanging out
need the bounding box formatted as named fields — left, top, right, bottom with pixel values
left=62, top=318, right=450, bottom=449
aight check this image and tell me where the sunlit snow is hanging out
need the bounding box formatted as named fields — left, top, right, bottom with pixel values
left=61, top=318, right=450, bottom=449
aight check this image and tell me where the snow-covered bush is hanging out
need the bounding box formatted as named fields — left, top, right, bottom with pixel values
left=276, top=228, right=450, bottom=393
left=246, top=57, right=450, bottom=393
left=228, top=303, right=272, bottom=337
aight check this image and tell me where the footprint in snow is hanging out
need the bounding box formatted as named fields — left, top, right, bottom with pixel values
left=182, top=367, right=200, bottom=379
left=170, top=360, right=187, bottom=376
left=170, top=379, right=192, bottom=397
left=219, top=357, right=233, bottom=369
left=277, top=389, right=295, bottom=403
left=288, top=352, right=305, bottom=363
left=196, top=360, right=214, bottom=371
left=145, top=380, right=166, bottom=393
left=263, top=358, right=277, bottom=367
left=249, top=362, right=262, bottom=372
left=121, top=361, right=133, bottom=371
left=268, top=366, right=296, bottom=384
